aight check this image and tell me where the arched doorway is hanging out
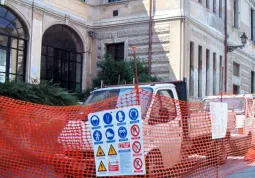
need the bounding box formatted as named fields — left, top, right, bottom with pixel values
left=41, top=25, right=83, bottom=92
left=0, top=6, right=27, bottom=83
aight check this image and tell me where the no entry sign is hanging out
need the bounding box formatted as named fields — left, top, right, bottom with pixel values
left=133, top=158, right=143, bottom=170
left=132, top=141, right=141, bottom=153
left=131, top=125, right=140, bottom=137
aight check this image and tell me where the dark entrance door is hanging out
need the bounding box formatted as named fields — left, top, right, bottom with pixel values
left=41, top=45, right=82, bottom=92
left=41, top=25, right=83, bottom=92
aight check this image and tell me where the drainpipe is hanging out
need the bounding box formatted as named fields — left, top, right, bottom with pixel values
left=148, top=0, right=153, bottom=75
left=224, top=0, right=228, bottom=92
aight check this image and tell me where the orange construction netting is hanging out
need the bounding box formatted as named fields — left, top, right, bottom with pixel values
left=0, top=90, right=254, bottom=178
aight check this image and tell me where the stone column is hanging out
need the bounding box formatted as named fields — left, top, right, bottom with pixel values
left=202, top=47, right=207, bottom=98
left=227, top=54, right=233, bottom=93
left=193, top=42, right=199, bottom=98
left=215, top=54, right=220, bottom=95
left=208, top=51, right=214, bottom=95
left=29, top=9, right=43, bottom=83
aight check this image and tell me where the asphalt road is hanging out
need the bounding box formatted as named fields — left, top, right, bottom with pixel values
left=185, top=156, right=255, bottom=178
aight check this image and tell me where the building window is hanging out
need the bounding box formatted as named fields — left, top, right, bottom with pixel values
left=219, top=0, right=223, bottom=18
left=0, top=6, right=27, bottom=83
left=234, top=0, right=239, bottom=28
left=233, top=85, right=240, bottom=94
left=206, top=0, right=210, bottom=9
left=213, top=0, right=216, bottom=14
left=198, top=45, right=202, bottom=98
left=189, top=42, right=194, bottom=96
left=108, top=0, right=121, bottom=3
left=113, top=10, right=119, bottom=17
left=206, top=49, right=210, bottom=96
left=106, top=42, right=124, bottom=61
left=251, top=71, right=255, bottom=93
left=219, top=56, right=223, bottom=92
left=251, top=9, right=255, bottom=41
left=41, top=25, right=83, bottom=92
left=233, top=61, right=240, bottom=76
left=213, top=53, right=216, bottom=95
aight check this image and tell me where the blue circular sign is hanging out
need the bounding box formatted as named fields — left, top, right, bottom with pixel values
left=129, top=108, right=139, bottom=120
left=103, top=113, right=113, bottom=125
left=116, top=111, right=125, bottom=122
left=90, top=115, right=100, bottom=126
left=118, top=126, right=127, bottom=138
left=93, top=130, right=102, bottom=142
left=105, top=128, right=115, bottom=140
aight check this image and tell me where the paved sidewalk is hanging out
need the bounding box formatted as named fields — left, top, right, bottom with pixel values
left=227, top=164, right=255, bottom=178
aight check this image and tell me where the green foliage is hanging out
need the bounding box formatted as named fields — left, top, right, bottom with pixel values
left=76, top=87, right=93, bottom=102
left=0, top=81, right=78, bottom=106
left=93, top=54, right=159, bottom=87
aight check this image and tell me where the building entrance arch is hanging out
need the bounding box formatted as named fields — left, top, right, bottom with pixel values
left=0, top=5, right=28, bottom=83
left=41, top=24, right=83, bottom=92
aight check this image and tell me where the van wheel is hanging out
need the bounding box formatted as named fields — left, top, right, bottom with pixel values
left=145, top=150, right=164, bottom=177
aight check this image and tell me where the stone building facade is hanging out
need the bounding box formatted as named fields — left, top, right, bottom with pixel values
left=187, top=0, right=255, bottom=100
left=0, top=0, right=255, bottom=100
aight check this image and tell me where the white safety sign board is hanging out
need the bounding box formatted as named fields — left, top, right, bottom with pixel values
left=210, top=102, right=228, bottom=139
left=88, top=105, right=146, bottom=177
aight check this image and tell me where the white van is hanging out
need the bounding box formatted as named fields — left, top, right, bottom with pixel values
left=56, top=82, right=221, bottom=177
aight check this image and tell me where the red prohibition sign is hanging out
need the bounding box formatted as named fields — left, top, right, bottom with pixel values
left=131, top=125, right=140, bottom=137
left=133, top=158, right=143, bottom=170
left=132, top=141, right=141, bottom=153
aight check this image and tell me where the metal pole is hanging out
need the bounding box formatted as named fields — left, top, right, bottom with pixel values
left=132, top=46, right=140, bottom=105
left=148, top=0, right=153, bottom=75
left=224, top=0, right=228, bottom=92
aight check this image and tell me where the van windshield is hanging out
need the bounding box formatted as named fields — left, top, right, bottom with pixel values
left=203, top=98, right=245, bottom=114
left=84, top=87, right=153, bottom=115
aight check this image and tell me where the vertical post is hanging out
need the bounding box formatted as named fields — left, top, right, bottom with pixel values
left=224, top=0, right=228, bottom=92
left=148, top=0, right=153, bottom=75
left=118, top=75, right=120, bottom=85
left=101, top=80, right=104, bottom=88
left=132, top=46, right=140, bottom=105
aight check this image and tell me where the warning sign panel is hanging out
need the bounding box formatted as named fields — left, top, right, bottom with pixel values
left=98, top=161, right=107, bottom=172
left=97, top=146, right=105, bottom=157
left=108, top=144, right=117, bottom=156
left=89, top=105, right=146, bottom=177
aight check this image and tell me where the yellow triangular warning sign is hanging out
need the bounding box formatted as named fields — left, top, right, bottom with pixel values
left=98, top=161, right=107, bottom=172
left=96, top=146, right=105, bottom=157
left=108, top=144, right=117, bottom=156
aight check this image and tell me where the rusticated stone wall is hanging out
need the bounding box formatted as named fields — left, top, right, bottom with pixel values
left=96, top=22, right=171, bottom=81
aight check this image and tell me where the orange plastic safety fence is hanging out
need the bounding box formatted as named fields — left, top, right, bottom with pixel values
left=0, top=91, right=254, bottom=178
